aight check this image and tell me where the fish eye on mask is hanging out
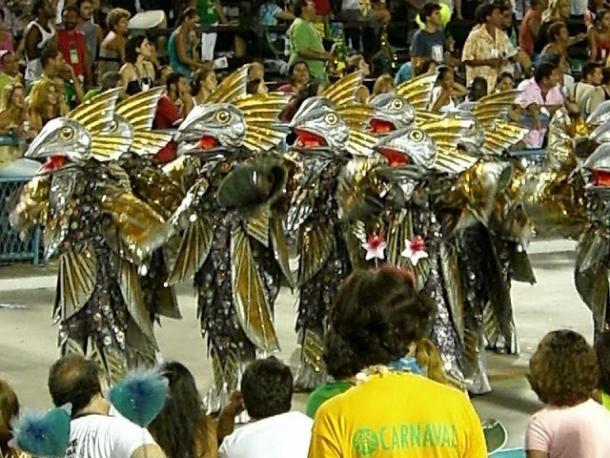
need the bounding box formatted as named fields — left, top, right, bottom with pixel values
left=408, top=129, right=424, bottom=142
left=391, top=98, right=404, bottom=110
left=60, top=127, right=74, bottom=140
left=215, top=110, right=231, bottom=124
left=324, top=113, right=338, bottom=125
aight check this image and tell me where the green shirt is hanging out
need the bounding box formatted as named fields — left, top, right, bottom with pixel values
left=305, top=380, right=352, bottom=418
left=0, top=72, right=17, bottom=95
left=288, top=17, right=327, bottom=83
left=198, top=0, right=218, bottom=25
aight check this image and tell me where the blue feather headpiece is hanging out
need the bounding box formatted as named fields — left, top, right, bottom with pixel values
left=108, top=368, right=169, bottom=427
left=12, top=405, right=71, bottom=457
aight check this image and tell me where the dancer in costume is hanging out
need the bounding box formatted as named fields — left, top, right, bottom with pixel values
left=10, top=90, right=170, bottom=383
left=288, top=72, right=378, bottom=390
left=167, top=70, right=293, bottom=411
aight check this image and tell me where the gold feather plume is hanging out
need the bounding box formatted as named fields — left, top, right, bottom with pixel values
left=396, top=73, right=437, bottom=112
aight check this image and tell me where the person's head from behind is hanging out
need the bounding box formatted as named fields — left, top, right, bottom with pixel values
left=436, top=65, right=454, bottom=91
left=346, top=54, right=370, bottom=77
left=179, top=6, right=200, bottom=29
left=372, top=74, right=395, bottom=97
left=420, top=2, right=442, bottom=28
left=40, top=44, right=64, bottom=76
left=0, top=83, right=25, bottom=111
left=327, top=267, right=433, bottom=373
left=289, top=61, right=310, bottom=87
left=100, top=71, right=121, bottom=91
left=535, top=62, right=561, bottom=88
left=191, top=68, right=217, bottom=97
left=0, top=52, right=19, bottom=77
left=529, top=330, right=599, bottom=407
left=582, top=62, right=603, bottom=86
left=247, top=78, right=269, bottom=95
left=48, top=354, right=104, bottom=416
left=0, top=379, right=19, bottom=454
left=62, top=5, right=80, bottom=30
left=547, top=20, right=568, bottom=45
left=106, top=7, right=130, bottom=35
left=166, top=72, right=189, bottom=98
left=497, top=72, right=514, bottom=92
left=294, top=0, right=316, bottom=20
left=148, top=361, right=203, bottom=458
left=469, top=76, right=488, bottom=100
left=125, top=34, right=154, bottom=64
left=241, top=357, right=293, bottom=420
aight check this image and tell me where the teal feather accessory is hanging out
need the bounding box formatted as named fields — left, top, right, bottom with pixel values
left=12, top=405, right=71, bottom=457
left=108, top=368, right=169, bottom=427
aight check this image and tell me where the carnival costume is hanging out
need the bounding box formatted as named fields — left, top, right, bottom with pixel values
left=166, top=69, right=293, bottom=410
left=11, top=90, right=170, bottom=382
left=288, top=72, right=378, bottom=390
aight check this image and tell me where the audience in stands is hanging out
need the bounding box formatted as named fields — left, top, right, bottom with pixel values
left=345, top=54, right=371, bottom=102
left=24, top=0, right=57, bottom=86
left=169, top=7, right=208, bottom=78
left=85, top=71, right=121, bottom=100
left=77, top=0, right=103, bottom=64
left=567, top=61, right=603, bottom=114
left=588, top=8, right=610, bottom=61
left=149, top=361, right=242, bottom=458
left=260, top=0, right=295, bottom=56
left=0, top=10, right=14, bottom=57
left=246, top=78, right=269, bottom=95
left=48, top=354, right=167, bottom=458
left=121, top=34, right=156, bottom=96
left=517, top=61, right=564, bottom=148
left=429, top=65, right=467, bottom=112
left=98, top=8, right=130, bottom=82
left=541, top=21, right=571, bottom=58
left=371, top=73, right=395, bottom=96
left=0, top=83, right=26, bottom=146
left=462, top=2, right=511, bottom=93
left=198, top=0, right=228, bottom=62
left=219, top=357, right=312, bottom=458
left=410, top=3, right=446, bottom=76
left=526, top=330, right=610, bottom=457
left=154, top=72, right=193, bottom=129
left=278, top=60, right=310, bottom=94
left=58, top=6, right=92, bottom=87
left=520, top=0, right=545, bottom=57
left=26, top=78, right=68, bottom=134
left=191, top=67, right=217, bottom=104
left=288, top=0, right=334, bottom=83
left=308, top=267, right=487, bottom=457
left=0, top=52, right=22, bottom=95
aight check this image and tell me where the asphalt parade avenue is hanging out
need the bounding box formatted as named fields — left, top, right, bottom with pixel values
left=0, top=239, right=592, bottom=449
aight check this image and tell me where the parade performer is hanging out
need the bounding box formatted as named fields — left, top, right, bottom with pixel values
left=10, top=90, right=170, bottom=382
left=166, top=70, right=292, bottom=411
left=288, top=72, right=378, bottom=390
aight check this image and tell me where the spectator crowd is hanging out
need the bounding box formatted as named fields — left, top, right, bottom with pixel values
left=3, top=267, right=610, bottom=457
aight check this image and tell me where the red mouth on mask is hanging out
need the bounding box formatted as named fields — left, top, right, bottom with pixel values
left=294, top=129, right=326, bottom=148
left=379, top=148, right=410, bottom=167
left=41, top=155, right=68, bottom=172
left=370, top=119, right=396, bottom=134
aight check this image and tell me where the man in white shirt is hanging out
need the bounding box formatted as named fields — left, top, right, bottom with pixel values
left=219, top=357, right=313, bottom=458
left=48, top=355, right=167, bottom=458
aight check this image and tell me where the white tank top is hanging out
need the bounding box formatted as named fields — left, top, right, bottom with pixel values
left=24, top=20, right=56, bottom=83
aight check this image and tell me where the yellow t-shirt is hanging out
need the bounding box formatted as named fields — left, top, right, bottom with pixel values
left=308, top=373, right=487, bottom=458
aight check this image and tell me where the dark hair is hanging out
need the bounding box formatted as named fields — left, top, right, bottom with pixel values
left=0, top=9, right=4, bottom=21
left=582, top=62, right=602, bottom=80
left=539, top=51, right=561, bottom=67
left=435, top=65, right=453, bottom=85
left=535, top=62, right=556, bottom=83
left=62, top=5, right=80, bottom=16
left=602, top=66, right=610, bottom=85
left=470, top=76, right=488, bottom=98
left=326, top=267, right=433, bottom=373
left=529, top=330, right=599, bottom=406
left=148, top=362, right=206, bottom=458
left=77, top=0, right=93, bottom=8
left=0, top=51, right=15, bottom=65
left=288, top=60, right=309, bottom=82
left=124, top=34, right=147, bottom=64
left=0, top=379, right=19, bottom=455
left=48, top=355, right=102, bottom=415
left=294, top=0, right=307, bottom=18
left=32, top=0, right=50, bottom=17
left=247, top=78, right=263, bottom=94
left=547, top=20, right=567, bottom=42
left=420, top=2, right=441, bottom=22
left=166, top=72, right=184, bottom=91
left=241, top=357, right=293, bottom=419
left=475, top=2, right=503, bottom=23
left=499, top=71, right=514, bottom=81
left=596, top=332, right=610, bottom=394
left=191, top=68, right=215, bottom=95
left=179, top=6, right=198, bottom=24
left=40, top=43, right=60, bottom=69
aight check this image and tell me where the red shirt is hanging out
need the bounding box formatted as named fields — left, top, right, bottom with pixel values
left=57, top=29, right=87, bottom=80
left=518, top=8, right=541, bottom=56
left=154, top=95, right=183, bottom=129
left=313, top=0, right=331, bottom=15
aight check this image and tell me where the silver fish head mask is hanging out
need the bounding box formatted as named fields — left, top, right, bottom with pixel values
left=368, top=92, right=415, bottom=134
left=25, top=117, right=91, bottom=173
left=290, top=103, right=349, bottom=151
left=175, top=103, right=246, bottom=154
left=375, top=127, right=437, bottom=169
left=583, top=143, right=610, bottom=190
left=587, top=100, right=610, bottom=127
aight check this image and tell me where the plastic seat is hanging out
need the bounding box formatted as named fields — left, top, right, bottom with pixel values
left=489, top=448, right=526, bottom=458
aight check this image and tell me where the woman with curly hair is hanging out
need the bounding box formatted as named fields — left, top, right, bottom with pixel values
left=308, top=267, right=487, bottom=457
left=527, top=330, right=610, bottom=458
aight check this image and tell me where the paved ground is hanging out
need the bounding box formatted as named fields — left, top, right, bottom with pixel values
left=0, top=239, right=593, bottom=449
